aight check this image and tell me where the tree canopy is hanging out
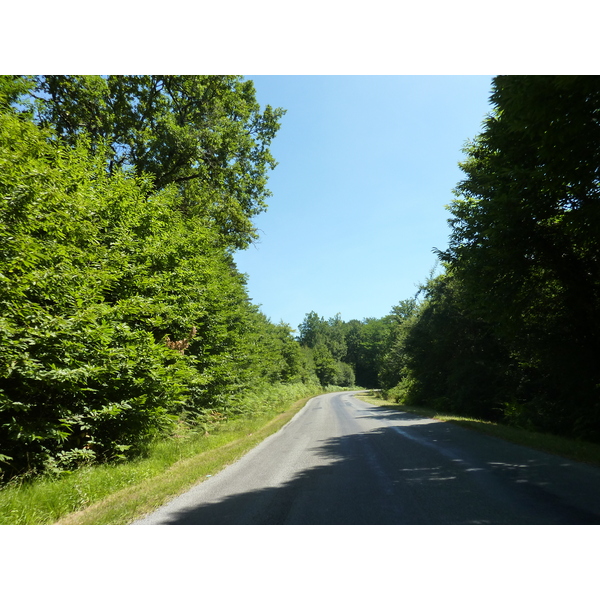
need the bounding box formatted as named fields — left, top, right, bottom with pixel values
left=438, top=75, right=600, bottom=437
left=9, top=75, right=285, bottom=249
left=363, top=76, right=600, bottom=443
left=364, top=76, right=600, bottom=441
left=0, top=75, right=298, bottom=481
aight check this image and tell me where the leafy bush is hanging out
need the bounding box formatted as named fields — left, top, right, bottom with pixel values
left=0, top=101, right=298, bottom=481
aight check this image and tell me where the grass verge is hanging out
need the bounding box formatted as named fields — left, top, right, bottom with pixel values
left=1, top=383, right=331, bottom=525
left=355, top=390, right=600, bottom=467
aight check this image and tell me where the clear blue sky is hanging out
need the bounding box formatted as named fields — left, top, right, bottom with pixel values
left=234, top=76, right=494, bottom=331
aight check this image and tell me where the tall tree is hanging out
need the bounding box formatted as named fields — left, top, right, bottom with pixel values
left=441, top=75, right=600, bottom=439
left=353, top=317, right=394, bottom=388
left=0, top=106, right=202, bottom=475
left=297, top=311, right=328, bottom=348
left=325, top=313, right=347, bottom=360
left=312, top=344, right=338, bottom=386
left=10, top=75, right=285, bottom=249
left=397, top=275, right=515, bottom=421
left=378, top=299, right=418, bottom=391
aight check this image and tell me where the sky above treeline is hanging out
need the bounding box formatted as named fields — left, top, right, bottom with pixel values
left=234, top=75, right=495, bottom=331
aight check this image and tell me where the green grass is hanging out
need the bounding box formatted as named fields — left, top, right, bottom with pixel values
left=0, top=382, right=325, bottom=525
left=13, top=384, right=594, bottom=525
left=355, top=390, right=600, bottom=468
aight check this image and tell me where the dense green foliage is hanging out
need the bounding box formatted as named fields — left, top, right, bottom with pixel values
left=0, top=76, right=310, bottom=482
left=296, top=307, right=416, bottom=390
left=0, top=381, right=322, bottom=525
left=10, top=75, right=285, bottom=250
left=4, top=73, right=597, bottom=489
left=391, top=275, right=517, bottom=422
left=297, top=311, right=355, bottom=387
left=300, top=76, right=600, bottom=445
left=381, top=76, right=600, bottom=442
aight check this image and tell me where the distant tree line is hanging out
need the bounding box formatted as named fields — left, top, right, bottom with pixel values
left=295, top=300, right=418, bottom=390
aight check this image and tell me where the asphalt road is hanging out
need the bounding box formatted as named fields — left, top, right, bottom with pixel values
left=133, top=391, right=600, bottom=524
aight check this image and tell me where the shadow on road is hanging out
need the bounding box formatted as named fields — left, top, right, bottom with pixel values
left=141, top=418, right=600, bottom=525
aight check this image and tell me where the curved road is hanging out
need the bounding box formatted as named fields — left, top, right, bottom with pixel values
left=133, top=391, right=600, bottom=524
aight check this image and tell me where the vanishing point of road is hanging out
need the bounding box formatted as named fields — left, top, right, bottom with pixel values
left=133, top=391, right=600, bottom=525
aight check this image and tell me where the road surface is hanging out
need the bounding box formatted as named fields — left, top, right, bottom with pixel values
left=133, top=391, right=600, bottom=524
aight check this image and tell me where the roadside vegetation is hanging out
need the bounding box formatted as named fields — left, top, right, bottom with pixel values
left=0, top=78, right=359, bottom=494
left=2, top=75, right=600, bottom=525
left=355, top=391, right=600, bottom=468
left=302, top=76, right=600, bottom=448
left=0, top=383, right=356, bottom=524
